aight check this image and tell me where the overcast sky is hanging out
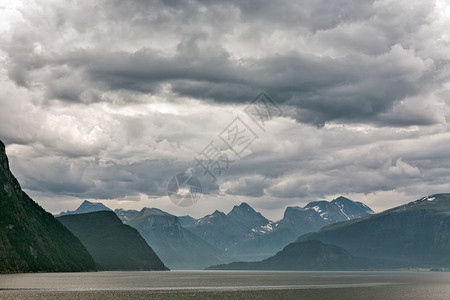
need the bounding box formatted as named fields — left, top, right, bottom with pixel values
left=1, top=0, right=450, bottom=220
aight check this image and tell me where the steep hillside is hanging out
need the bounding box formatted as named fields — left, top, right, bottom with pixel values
left=58, top=211, right=168, bottom=271
left=0, top=140, right=97, bottom=273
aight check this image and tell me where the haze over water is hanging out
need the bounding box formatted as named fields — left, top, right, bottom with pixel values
left=1, top=271, right=450, bottom=300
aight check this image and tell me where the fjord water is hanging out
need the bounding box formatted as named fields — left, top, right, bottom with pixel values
left=1, top=271, right=449, bottom=300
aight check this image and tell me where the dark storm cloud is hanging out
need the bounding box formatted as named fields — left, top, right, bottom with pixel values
left=46, top=43, right=431, bottom=126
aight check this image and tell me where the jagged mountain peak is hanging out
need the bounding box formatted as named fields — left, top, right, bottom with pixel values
left=56, top=199, right=111, bottom=217
left=332, top=196, right=374, bottom=213
left=304, top=196, right=373, bottom=222
left=79, top=200, right=109, bottom=209
left=228, top=202, right=256, bottom=215
left=194, top=210, right=226, bottom=226
left=228, top=203, right=269, bottom=226
left=236, top=202, right=253, bottom=210
left=212, top=210, right=226, bottom=217
left=334, top=195, right=351, bottom=201
left=228, top=202, right=268, bottom=221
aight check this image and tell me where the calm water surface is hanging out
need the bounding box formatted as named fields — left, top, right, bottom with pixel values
left=0, top=271, right=449, bottom=299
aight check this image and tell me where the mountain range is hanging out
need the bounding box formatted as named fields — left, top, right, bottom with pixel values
left=0, top=140, right=96, bottom=273
left=57, top=196, right=374, bottom=267
left=184, top=196, right=373, bottom=261
left=211, top=194, right=450, bottom=270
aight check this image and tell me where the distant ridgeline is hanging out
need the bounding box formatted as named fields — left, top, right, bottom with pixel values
left=60, top=196, right=375, bottom=269
left=0, top=140, right=97, bottom=273
left=57, top=197, right=373, bottom=270
left=183, top=197, right=373, bottom=261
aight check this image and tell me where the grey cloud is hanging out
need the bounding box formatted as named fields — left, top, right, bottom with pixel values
left=225, top=175, right=268, bottom=197
left=209, top=0, right=376, bottom=32
left=3, top=0, right=447, bottom=127
left=9, top=153, right=186, bottom=200
left=62, top=43, right=431, bottom=127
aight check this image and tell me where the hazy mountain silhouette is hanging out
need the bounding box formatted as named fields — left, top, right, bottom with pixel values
left=58, top=211, right=168, bottom=271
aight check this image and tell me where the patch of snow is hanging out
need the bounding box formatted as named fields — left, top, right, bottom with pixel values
left=335, top=202, right=350, bottom=220
left=310, top=206, right=322, bottom=213
left=262, top=223, right=273, bottom=231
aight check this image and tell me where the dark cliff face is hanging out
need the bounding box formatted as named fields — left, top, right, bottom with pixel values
left=0, top=140, right=97, bottom=273
left=0, top=140, right=8, bottom=170
left=0, top=141, right=22, bottom=197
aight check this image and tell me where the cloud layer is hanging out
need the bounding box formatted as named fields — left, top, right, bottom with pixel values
left=0, top=0, right=449, bottom=218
